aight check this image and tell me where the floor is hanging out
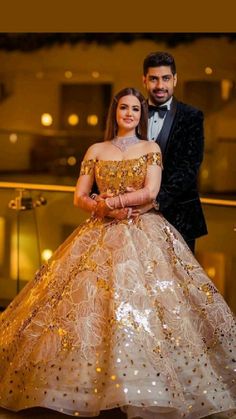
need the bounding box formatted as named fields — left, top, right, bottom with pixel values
left=0, top=408, right=126, bottom=419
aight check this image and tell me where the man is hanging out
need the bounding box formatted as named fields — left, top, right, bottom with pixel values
left=143, top=51, right=207, bottom=252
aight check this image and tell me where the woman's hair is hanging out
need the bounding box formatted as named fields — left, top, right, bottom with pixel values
left=104, top=87, right=148, bottom=141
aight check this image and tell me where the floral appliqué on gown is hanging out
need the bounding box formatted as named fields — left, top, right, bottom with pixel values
left=0, top=152, right=235, bottom=419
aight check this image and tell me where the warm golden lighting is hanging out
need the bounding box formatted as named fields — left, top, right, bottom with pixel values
left=206, top=267, right=216, bottom=279
left=205, top=67, right=213, bottom=75
left=201, top=169, right=209, bottom=179
left=59, top=157, right=67, bottom=166
left=67, top=156, right=77, bottom=166
left=9, top=133, right=18, bottom=143
left=10, top=225, right=36, bottom=281
left=41, top=248, right=53, bottom=261
left=65, top=70, right=73, bottom=79
left=92, top=71, right=100, bottom=78
left=41, top=113, right=53, bottom=126
left=221, top=79, right=233, bottom=100
left=36, top=71, right=44, bottom=79
left=197, top=252, right=225, bottom=295
left=68, top=114, right=79, bottom=126
left=0, top=217, right=5, bottom=264
left=87, top=114, right=98, bottom=126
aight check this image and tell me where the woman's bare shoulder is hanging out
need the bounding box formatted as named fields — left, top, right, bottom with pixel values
left=141, top=140, right=161, bottom=154
left=82, top=141, right=106, bottom=160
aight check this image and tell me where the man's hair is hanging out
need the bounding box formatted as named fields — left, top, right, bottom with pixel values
left=143, top=51, right=176, bottom=76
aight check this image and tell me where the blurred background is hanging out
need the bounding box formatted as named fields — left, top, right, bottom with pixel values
left=0, top=33, right=235, bottom=312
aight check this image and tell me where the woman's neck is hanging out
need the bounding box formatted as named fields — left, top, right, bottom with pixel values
left=116, top=129, right=136, bottom=138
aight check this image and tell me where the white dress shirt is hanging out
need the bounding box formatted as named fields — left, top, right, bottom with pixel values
left=148, top=96, right=173, bottom=141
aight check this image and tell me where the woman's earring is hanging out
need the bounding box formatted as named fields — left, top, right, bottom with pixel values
left=136, top=125, right=141, bottom=137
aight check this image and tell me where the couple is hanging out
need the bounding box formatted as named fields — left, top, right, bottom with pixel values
left=0, top=52, right=235, bottom=418
left=91, top=51, right=207, bottom=253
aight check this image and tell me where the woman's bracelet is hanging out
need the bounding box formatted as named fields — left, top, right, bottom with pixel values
left=118, top=194, right=125, bottom=208
left=105, top=198, right=114, bottom=210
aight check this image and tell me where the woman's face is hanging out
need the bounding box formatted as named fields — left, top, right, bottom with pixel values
left=116, top=94, right=141, bottom=134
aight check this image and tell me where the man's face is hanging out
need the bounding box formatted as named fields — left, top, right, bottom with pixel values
left=143, top=66, right=177, bottom=105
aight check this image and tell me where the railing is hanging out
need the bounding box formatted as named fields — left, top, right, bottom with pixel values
left=1, top=181, right=236, bottom=207
left=0, top=181, right=235, bottom=314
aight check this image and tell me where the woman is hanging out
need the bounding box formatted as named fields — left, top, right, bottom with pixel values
left=0, top=88, right=235, bottom=419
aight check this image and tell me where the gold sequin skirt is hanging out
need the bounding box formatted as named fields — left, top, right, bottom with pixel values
left=0, top=213, right=235, bottom=418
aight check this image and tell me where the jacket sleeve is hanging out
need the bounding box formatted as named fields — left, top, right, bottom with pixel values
left=157, top=110, right=204, bottom=211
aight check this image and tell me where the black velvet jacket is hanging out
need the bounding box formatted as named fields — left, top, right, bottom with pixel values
left=155, top=98, right=208, bottom=241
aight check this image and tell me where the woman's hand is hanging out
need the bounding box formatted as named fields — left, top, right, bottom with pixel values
left=93, top=199, right=110, bottom=218
left=92, top=190, right=145, bottom=219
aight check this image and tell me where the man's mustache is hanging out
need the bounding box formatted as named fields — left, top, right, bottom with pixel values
left=153, top=89, right=168, bottom=93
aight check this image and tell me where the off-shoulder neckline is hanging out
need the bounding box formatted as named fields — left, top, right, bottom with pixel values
left=84, top=152, right=161, bottom=163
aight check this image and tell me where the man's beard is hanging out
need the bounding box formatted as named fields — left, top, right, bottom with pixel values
left=150, top=90, right=169, bottom=105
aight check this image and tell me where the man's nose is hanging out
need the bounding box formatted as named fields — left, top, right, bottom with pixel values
left=156, top=79, right=164, bottom=88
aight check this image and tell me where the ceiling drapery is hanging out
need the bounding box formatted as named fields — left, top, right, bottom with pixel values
left=0, top=33, right=236, bottom=52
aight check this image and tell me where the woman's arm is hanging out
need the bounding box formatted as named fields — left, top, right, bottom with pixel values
left=74, top=144, right=99, bottom=213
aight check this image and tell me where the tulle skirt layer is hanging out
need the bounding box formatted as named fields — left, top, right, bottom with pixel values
left=0, top=213, right=235, bottom=418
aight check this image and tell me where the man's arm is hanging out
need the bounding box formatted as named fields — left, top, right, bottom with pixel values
left=157, top=110, right=204, bottom=211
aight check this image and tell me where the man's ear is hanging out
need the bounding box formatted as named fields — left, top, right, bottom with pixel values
left=173, top=73, right=177, bottom=87
left=142, top=75, right=147, bottom=88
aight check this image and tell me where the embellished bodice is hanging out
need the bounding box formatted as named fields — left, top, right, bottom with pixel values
left=80, top=152, right=162, bottom=195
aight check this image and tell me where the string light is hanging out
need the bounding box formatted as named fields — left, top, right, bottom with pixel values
left=41, top=249, right=53, bottom=261
left=205, top=67, right=213, bottom=75
left=67, top=156, right=77, bottom=166
left=92, top=71, right=100, bottom=78
left=9, top=133, right=18, bottom=143
left=87, top=114, right=98, bottom=126
left=41, top=113, right=53, bottom=126
left=68, top=114, right=79, bottom=126
left=65, top=70, right=73, bottom=79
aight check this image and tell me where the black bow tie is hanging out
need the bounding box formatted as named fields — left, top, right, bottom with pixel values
left=148, top=105, right=168, bottom=119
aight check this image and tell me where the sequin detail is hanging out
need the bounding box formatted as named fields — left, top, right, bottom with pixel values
left=0, top=153, right=235, bottom=419
left=79, top=159, right=96, bottom=176
left=95, top=152, right=162, bottom=195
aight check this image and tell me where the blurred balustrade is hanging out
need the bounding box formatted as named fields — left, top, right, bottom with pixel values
left=0, top=182, right=235, bottom=314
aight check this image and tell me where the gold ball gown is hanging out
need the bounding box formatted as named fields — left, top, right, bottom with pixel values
left=0, top=152, right=235, bottom=419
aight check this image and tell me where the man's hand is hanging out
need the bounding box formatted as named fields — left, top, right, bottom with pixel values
left=107, top=208, right=129, bottom=220
left=135, top=202, right=153, bottom=214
